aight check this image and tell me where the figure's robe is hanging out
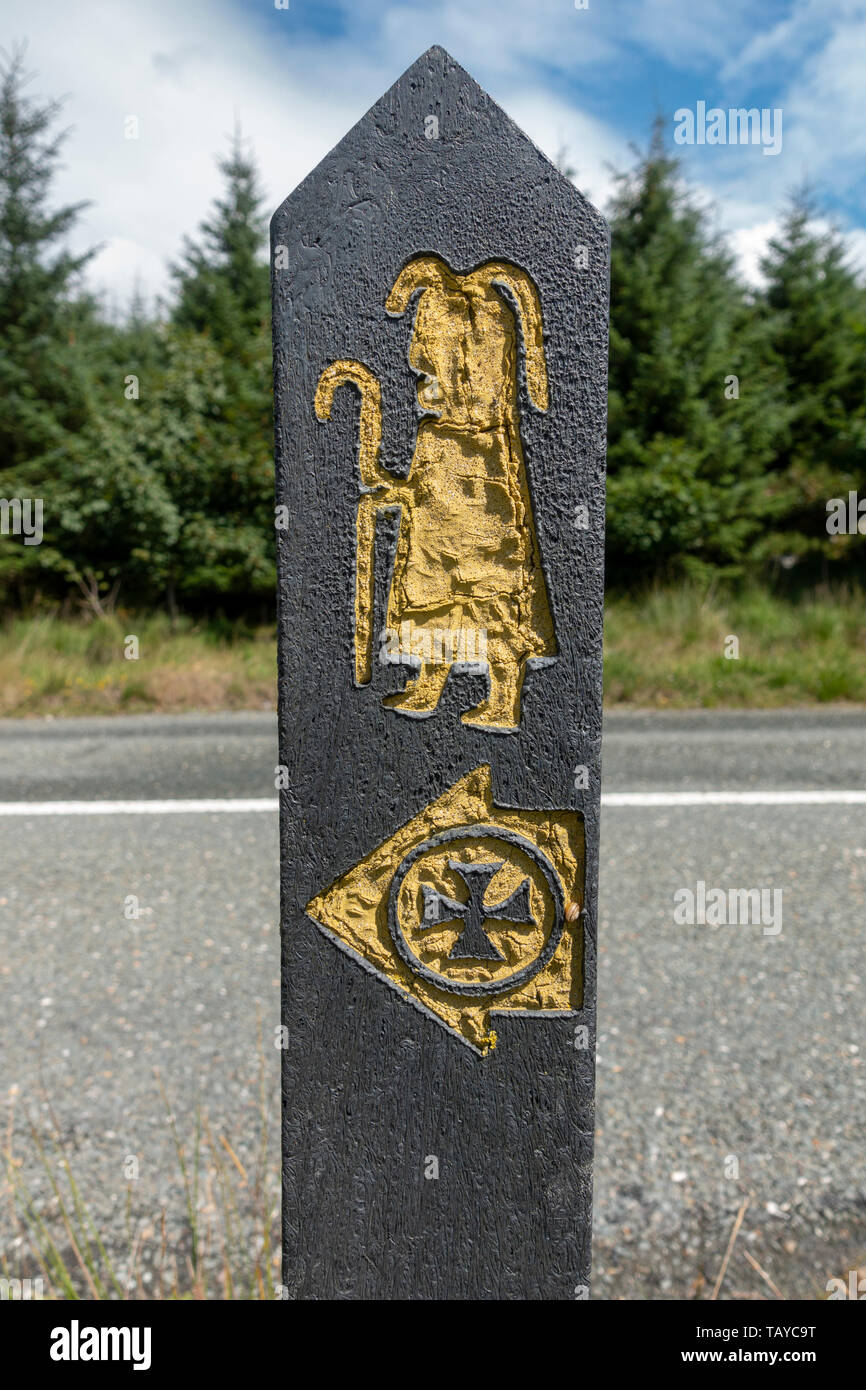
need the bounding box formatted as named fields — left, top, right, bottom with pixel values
left=386, top=416, right=555, bottom=665
left=383, top=267, right=556, bottom=669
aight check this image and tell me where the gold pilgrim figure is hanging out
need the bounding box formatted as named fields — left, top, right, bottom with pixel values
left=314, top=255, right=557, bottom=731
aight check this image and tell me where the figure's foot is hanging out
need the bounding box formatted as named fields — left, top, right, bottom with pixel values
left=461, top=668, right=523, bottom=730
left=383, top=688, right=438, bottom=717
left=461, top=699, right=519, bottom=732
left=383, top=665, right=449, bottom=717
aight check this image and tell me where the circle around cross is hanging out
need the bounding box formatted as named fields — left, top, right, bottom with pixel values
left=387, top=823, right=566, bottom=997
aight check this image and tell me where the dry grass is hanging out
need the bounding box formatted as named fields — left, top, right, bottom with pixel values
left=1, top=1058, right=279, bottom=1301
left=0, top=614, right=276, bottom=718
left=603, top=583, right=866, bottom=708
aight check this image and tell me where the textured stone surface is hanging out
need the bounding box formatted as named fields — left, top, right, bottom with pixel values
left=271, top=45, right=609, bottom=1299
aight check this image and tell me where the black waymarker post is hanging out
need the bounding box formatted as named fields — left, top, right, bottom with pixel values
left=272, top=45, right=609, bottom=1299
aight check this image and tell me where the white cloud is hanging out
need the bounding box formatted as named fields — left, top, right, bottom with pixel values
left=4, top=0, right=373, bottom=309
left=4, top=0, right=864, bottom=311
left=619, top=0, right=763, bottom=67
left=725, top=215, right=866, bottom=289
left=681, top=2, right=866, bottom=227
left=86, top=237, right=168, bottom=317
left=843, top=227, right=866, bottom=276
left=504, top=91, right=627, bottom=210
left=376, top=0, right=619, bottom=79
left=720, top=0, right=865, bottom=80
left=728, top=219, right=779, bottom=287
left=5, top=0, right=630, bottom=310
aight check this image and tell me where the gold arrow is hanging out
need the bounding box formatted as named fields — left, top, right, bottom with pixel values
left=306, top=765, right=584, bottom=1054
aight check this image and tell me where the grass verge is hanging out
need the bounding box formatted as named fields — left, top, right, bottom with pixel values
left=0, top=613, right=276, bottom=717
left=604, top=583, right=866, bottom=707
left=1, top=584, right=864, bottom=716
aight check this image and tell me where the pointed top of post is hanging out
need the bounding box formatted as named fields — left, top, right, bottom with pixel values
left=271, top=45, right=606, bottom=234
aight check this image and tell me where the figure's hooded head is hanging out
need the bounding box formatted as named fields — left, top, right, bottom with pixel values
left=386, top=255, right=548, bottom=430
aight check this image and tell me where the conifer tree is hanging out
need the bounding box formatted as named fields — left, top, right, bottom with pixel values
left=606, top=120, right=785, bottom=583
left=756, top=191, right=866, bottom=570
left=0, top=46, right=95, bottom=472
left=170, top=128, right=269, bottom=355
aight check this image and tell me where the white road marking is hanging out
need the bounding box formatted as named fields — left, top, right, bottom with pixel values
left=603, top=791, right=866, bottom=806
left=0, top=798, right=279, bottom=816
left=0, top=790, right=864, bottom=815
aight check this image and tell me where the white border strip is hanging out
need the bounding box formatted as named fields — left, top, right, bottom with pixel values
left=603, top=790, right=866, bottom=806
left=0, top=790, right=864, bottom=816
left=0, top=798, right=279, bottom=816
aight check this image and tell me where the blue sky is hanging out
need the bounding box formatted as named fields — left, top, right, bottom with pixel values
left=6, top=0, right=866, bottom=307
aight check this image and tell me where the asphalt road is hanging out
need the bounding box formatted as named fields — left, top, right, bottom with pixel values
left=1, top=710, right=864, bottom=1300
